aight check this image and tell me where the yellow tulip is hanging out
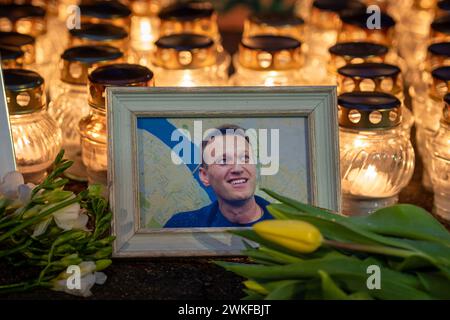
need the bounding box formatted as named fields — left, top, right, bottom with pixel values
left=253, top=220, right=323, bottom=253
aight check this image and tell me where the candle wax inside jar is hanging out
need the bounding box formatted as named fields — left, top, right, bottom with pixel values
left=343, top=165, right=393, bottom=198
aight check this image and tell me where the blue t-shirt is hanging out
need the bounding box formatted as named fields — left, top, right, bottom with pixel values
left=164, top=195, right=273, bottom=228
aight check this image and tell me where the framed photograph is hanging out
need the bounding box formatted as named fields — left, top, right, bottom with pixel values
left=0, top=67, right=16, bottom=178
left=107, top=87, right=340, bottom=257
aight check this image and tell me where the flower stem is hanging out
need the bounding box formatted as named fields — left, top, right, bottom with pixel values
left=0, top=196, right=80, bottom=242
left=0, top=239, right=32, bottom=258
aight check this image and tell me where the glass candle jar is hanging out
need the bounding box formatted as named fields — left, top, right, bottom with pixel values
left=150, top=33, right=227, bottom=86
left=79, top=1, right=132, bottom=32
left=395, top=0, right=436, bottom=78
left=430, top=14, right=450, bottom=44
left=0, top=31, right=35, bottom=66
left=158, top=1, right=219, bottom=41
left=427, top=41, right=450, bottom=72
left=410, top=42, right=450, bottom=121
left=129, top=0, right=161, bottom=53
left=339, top=91, right=415, bottom=216
left=416, top=66, right=450, bottom=190
left=57, top=0, right=78, bottom=22
left=0, top=4, right=46, bottom=38
left=436, top=0, right=450, bottom=17
left=295, top=0, right=314, bottom=23
left=338, top=9, right=396, bottom=47
left=3, top=68, right=62, bottom=184
left=412, top=41, right=450, bottom=97
left=0, top=4, right=62, bottom=84
left=69, top=22, right=134, bottom=62
left=337, top=62, right=415, bottom=136
left=48, top=45, right=123, bottom=181
left=79, top=63, right=154, bottom=186
left=0, top=44, right=24, bottom=68
left=430, top=93, right=450, bottom=222
left=307, top=0, right=366, bottom=60
left=157, top=1, right=229, bottom=79
left=328, top=41, right=389, bottom=84
left=243, top=12, right=305, bottom=42
left=230, top=35, right=304, bottom=86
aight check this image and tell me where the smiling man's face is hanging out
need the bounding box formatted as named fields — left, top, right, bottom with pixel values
left=200, top=134, right=257, bottom=203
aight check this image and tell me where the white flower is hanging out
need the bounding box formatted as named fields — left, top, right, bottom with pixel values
left=32, top=202, right=90, bottom=237
left=53, top=202, right=89, bottom=232
left=0, top=171, right=35, bottom=206
left=51, top=261, right=107, bottom=297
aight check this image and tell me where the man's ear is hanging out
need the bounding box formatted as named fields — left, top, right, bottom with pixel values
left=199, top=166, right=210, bottom=187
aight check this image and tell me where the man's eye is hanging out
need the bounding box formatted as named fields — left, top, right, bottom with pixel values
left=238, top=155, right=250, bottom=163
left=216, top=158, right=227, bottom=165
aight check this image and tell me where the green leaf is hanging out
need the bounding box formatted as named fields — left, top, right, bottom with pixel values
left=264, top=280, right=304, bottom=300
left=416, top=272, right=450, bottom=299
left=262, top=188, right=339, bottom=217
left=242, top=248, right=281, bottom=265
left=217, top=255, right=421, bottom=293
left=351, top=205, right=450, bottom=246
left=318, top=270, right=350, bottom=300
left=348, top=292, right=374, bottom=300
left=231, top=229, right=307, bottom=259
left=242, top=289, right=265, bottom=300
left=267, top=203, right=450, bottom=275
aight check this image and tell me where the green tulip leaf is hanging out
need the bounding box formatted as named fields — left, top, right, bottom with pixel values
left=264, top=280, right=305, bottom=300
left=351, top=204, right=450, bottom=245
left=318, top=270, right=350, bottom=300
left=416, top=272, right=450, bottom=299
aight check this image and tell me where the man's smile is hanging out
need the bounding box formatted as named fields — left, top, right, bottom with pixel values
left=227, top=178, right=249, bottom=186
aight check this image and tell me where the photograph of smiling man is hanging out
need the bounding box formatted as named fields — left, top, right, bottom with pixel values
left=136, top=116, right=309, bottom=230
left=164, top=125, right=273, bottom=228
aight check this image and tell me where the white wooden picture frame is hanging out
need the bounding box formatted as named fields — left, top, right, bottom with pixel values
left=0, top=67, right=16, bottom=178
left=107, top=86, right=340, bottom=257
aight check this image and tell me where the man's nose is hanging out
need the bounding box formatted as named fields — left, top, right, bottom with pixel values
left=230, top=162, right=244, bottom=173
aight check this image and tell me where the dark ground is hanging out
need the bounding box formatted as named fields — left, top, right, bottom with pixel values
left=0, top=32, right=445, bottom=300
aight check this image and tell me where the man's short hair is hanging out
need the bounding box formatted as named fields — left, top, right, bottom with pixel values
left=201, top=124, right=250, bottom=168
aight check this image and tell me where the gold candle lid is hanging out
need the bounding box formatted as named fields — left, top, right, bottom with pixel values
left=69, top=23, right=129, bottom=48
left=431, top=14, right=450, bottom=43
left=88, top=63, right=154, bottom=110
left=437, top=0, right=450, bottom=17
left=158, top=1, right=219, bottom=41
left=0, top=31, right=35, bottom=64
left=338, top=91, right=402, bottom=130
left=415, top=0, right=437, bottom=10
left=152, top=33, right=215, bottom=69
left=431, top=66, right=450, bottom=99
left=60, top=45, right=124, bottom=85
left=339, top=9, right=396, bottom=47
left=310, top=0, right=365, bottom=30
left=3, top=68, right=46, bottom=115
left=0, top=44, right=24, bottom=68
left=0, top=4, right=47, bottom=37
left=238, top=35, right=303, bottom=70
left=427, top=42, right=450, bottom=71
left=80, top=1, right=132, bottom=32
left=129, top=0, right=161, bottom=16
left=444, top=92, right=450, bottom=124
left=243, top=12, right=304, bottom=42
left=337, top=62, right=403, bottom=98
left=329, top=41, right=389, bottom=72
